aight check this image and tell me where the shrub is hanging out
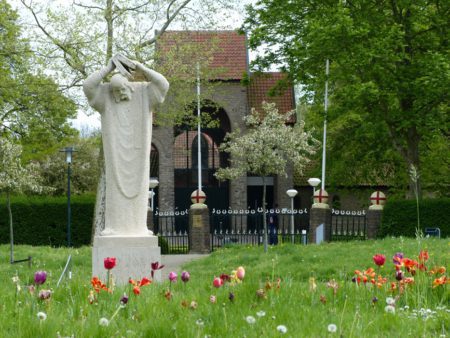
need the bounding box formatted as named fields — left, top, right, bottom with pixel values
left=158, top=236, right=169, bottom=254
left=380, top=198, right=450, bottom=237
left=0, top=195, right=95, bottom=247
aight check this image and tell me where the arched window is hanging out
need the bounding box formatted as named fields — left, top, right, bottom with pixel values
left=173, top=131, right=220, bottom=187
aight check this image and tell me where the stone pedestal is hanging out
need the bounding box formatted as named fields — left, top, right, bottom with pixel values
left=366, top=208, right=382, bottom=239
left=309, top=203, right=331, bottom=244
left=92, top=235, right=161, bottom=285
left=189, top=204, right=211, bottom=254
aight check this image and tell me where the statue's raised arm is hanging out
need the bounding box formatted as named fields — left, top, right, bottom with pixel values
left=134, top=61, right=169, bottom=108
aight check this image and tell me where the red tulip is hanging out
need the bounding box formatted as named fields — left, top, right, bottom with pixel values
left=104, top=257, right=116, bottom=270
left=418, top=250, right=429, bottom=263
left=151, top=261, right=165, bottom=278
left=373, top=254, right=386, bottom=267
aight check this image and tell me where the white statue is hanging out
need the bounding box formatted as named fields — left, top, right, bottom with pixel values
left=83, top=54, right=169, bottom=236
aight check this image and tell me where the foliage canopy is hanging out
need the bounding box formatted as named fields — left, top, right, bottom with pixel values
left=242, top=0, right=449, bottom=195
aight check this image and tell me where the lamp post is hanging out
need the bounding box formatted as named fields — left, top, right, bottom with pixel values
left=286, top=189, right=298, bottom=244
left=60, top=147, right=75, bottom=247
left=149, top=178, right=159, bottom=212
left=307, top=178, right=321, bottom=195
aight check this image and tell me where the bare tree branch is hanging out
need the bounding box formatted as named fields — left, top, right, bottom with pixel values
left=73, top=1, right=103, bottom=11
left=139, top=0, right=191, bottom=48
left=19, top=0, right=87, bottom=77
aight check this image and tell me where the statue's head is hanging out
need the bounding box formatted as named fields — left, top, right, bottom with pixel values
left=111, top=73, right=133, bottom=103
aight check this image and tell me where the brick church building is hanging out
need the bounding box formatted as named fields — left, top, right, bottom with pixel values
left=151, top=30, right=299, bottom=213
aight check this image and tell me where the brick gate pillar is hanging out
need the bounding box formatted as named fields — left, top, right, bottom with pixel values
left=189, top=190, right=211, bottom=254
left=366, top=209, right=382, bottom=239
left=309, top=189, right=331, bottom=244
left=366, top=191, right=386, bottom=239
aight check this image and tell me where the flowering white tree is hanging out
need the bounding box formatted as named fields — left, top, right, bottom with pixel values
left=0, top=138, right=44, bottom=263
left=215, top=102, right=320, bottom=252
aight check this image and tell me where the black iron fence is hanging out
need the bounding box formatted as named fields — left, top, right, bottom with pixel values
left=153, top=209, right=190, bottom=254
left=210, top=208, right=309, bottom=251
left=331, top=209, right=366, bottom=240
left=152, top=206, right=368, bottom=253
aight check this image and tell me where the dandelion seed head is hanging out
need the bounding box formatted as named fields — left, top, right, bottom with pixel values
left=327, top=323, right=337, bottom=333
left=385, top=305, right=396, bottom=314
left=256, top=310, right=266, bottom=317
left=277, top=325, right=288, bottom=334
left=386, top=297, right=395, bottom=305
left=37, top=312, right=47, bottom=321
left=195, top=319, right=204, bottom=326
left=99, top=317, right=109, bottom=326
left=246, top=316, right=256, bottom=324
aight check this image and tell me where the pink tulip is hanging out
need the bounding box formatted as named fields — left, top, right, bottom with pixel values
left=213, top=277, right=223, bottom=288
left=168, top=272, right=177, bottom=282
left=236, top=266, right=245, bottom=280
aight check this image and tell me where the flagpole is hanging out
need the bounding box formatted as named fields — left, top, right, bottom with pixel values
left=196, top=62, right=202, bottom=193
left=321, top=59, right=329, bottom=191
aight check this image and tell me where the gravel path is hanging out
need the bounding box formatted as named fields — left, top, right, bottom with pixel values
left=161, top=254, right=208, bottom=273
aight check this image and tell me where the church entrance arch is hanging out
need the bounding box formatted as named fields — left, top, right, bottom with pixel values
left=173, top=100, right=230, bottom=212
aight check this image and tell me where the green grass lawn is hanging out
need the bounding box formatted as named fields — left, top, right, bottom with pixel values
left=1, top=237, right=448, bottom=337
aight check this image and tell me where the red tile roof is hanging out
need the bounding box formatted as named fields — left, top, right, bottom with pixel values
left=248, top=72, right=295, bottom=119
left=157, top=30, right=248, bottom=80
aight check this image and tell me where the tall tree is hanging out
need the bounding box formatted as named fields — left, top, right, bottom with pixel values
left=215, top=102, right=319, bottom=252
left=0, top=0, right=77, bottom=160
left=242, top=0, right=449, bottom=196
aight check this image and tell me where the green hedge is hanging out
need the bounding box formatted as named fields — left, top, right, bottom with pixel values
left=0, top=195, right=95, bottom=247
left=380, top=198, right=450, bottom=238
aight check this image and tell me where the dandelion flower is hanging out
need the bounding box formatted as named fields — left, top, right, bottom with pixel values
left=246, top=316, right=256, bottom=324
left=277, top=325, right=288, bottom=334
left=328, top=323, right=337, bottom=333
left=256, top=311, right=266, bottom=317
left=385, top=305, right=396, bottom=314
left=99, top=317, right=110, bottom=326
left=37, top=312, right=47, bottom=321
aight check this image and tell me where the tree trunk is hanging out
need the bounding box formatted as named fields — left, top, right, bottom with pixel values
left=262, top=177, right=267, bottom=253
left=7, top=191, right=14, bottom=263
left=105, top=0, right=114, bottom=60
